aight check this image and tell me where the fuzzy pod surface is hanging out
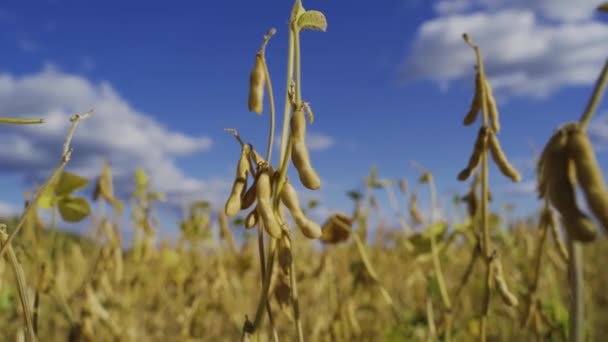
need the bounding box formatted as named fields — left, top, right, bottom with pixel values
left=225, top=144, right=251, bottom=217
left=280, top=181, right=322, bottom=239
left=248, top=55, right=266, bottom=114
left=290, top=107, right=321, bottom=190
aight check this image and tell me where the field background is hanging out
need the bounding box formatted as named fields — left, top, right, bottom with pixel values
left=0, top=1, right=607, bottom=341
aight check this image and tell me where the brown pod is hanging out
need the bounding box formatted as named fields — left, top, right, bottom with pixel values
left=458, top=127, right=489, bottom=181
left=537, top=127, right=570, bottom=198
left=546, top=171, right=597, bottom=242
left=280, top=180, right=322, bottom=239
left=255, top=167, right=282, bottom=239
left=290, top=107, right=321, bottom=190
left=487, top=132, right=520, bottom=182
left=483, top=78, right=500, bottom=133
left=320, top=213, right=353, bottom=244
left=225, top=144, right=251, bottom=217
left=568, top=127, right=608, bottom=233
left=241, top=179, right=257, bottom=210
left=492, top=258, right=518, bottom=307
left=538, top=127, right=596, bottom=242
left=248, top=55, right=266, bottom=114
left=278, top=236, right=292, bottom=273
left=463, top=72, right=482, bottom=126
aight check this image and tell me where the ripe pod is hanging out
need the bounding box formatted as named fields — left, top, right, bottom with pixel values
left=241, top=180, right=257, bottom=210
left=290, top=107, right=321, bottom=190
left=225, top=144, right=250, bottom=217
left=458, top=127, right=489, bottom=181
left=255, top=166, right=282, bottom=239
left=320, top=212, right=352, bottom=244
left=483, top=78, right=500, bottom=133
left=487, top=132, right=520, bottom=182
left=244, top=207, right=258, bottom=229
left=492, top=257, right=518, bottom=307
left=463, top=72, right=482, bottom=126
left=280, top=180, right=322, bottom=239
left=568, top=127, right=608, bottom=233
left=539, top=128, right=597, bottom=242
left=248, top=55, right=266, bottom=114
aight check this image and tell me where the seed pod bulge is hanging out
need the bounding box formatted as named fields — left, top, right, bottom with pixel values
left=255, top=167, right=282, bottom=238
left=483, top=78, right=500, bottom=133
left=290, top=107, right=321, bottom=190
left=568, top=127, right=608, bottom=233
left=463, top=72, right=482, bottom=126
left=248, top=55, right=266, bottom=114
left=225, top=145, right=251, bottom=217
left=547, top=178, right=597, bottom=242
left=280, top=181, right=322, bottom=238
left=488, top=132, right=520, bottom=182
left=241, top=180, right=257, bottom=210
left=458, top=127, right=488, bottom=181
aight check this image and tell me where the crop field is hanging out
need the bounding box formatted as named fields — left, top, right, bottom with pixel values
left=1, top=1, right=608, bottom=341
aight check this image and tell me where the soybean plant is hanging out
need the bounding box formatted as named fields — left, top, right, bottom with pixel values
left=222, top=1, right=328, bottom=341
left=457, top=34, right=521, bottom=342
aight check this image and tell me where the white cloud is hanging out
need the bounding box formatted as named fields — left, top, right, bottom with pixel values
left=0, top=65, right=218, bottom=203
left=307, top=132, right=334, bottom=151
left=434, top=0, right=604, bottom=22
left=434, top=0, right=472, bottom=15
left=274, top=131, right=335, bottom=151
left=502, top=179, right=537, bottom=196
left=0, top=201, right=20, bottom=217
left=403, top=2, right=608, bottom=98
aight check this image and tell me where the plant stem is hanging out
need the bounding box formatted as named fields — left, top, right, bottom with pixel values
left=0, top=117, right=44, bottom=124
left=0, top=226, right=36, bottom=342
left=256, top=224, right=279, bottom=342
left=288, top=239, right=304, bottom=342
left=259, top=28, right=277, bottom=162
left=568, top=239, right=584, bottom=342
left=579, top=59, right=608, bottom=129
left=252, top=236, right=277, bottom=331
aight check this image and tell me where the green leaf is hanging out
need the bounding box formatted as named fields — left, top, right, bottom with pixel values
left=134, top=168, right=149, bottom=188
left=57, top=196, right=91, bottom=222
left=37, top=186, right=55, bottom=210
left=297, top=10, right=327, bottom=32
left=55, top=172, right=89, bottom=196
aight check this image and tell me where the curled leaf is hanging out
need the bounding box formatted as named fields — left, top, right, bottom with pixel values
left=297, top=10, right=327, bottom=32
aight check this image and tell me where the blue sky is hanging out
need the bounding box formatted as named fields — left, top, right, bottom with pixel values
left=0, top=0, right=607, bottom=242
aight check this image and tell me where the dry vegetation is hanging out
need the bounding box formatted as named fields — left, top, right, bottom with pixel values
left=1, top=1, right=608, bottom=341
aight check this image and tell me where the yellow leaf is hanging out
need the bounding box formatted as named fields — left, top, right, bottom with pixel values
left=297, top=10, right=327, bottom=32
